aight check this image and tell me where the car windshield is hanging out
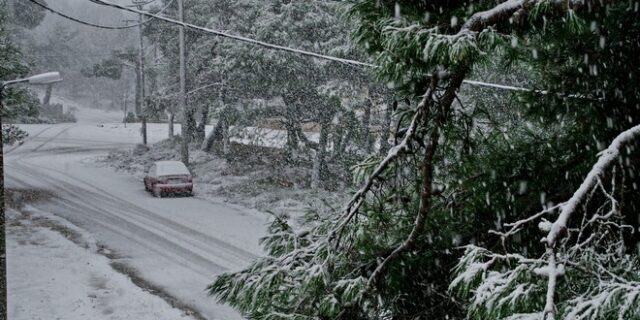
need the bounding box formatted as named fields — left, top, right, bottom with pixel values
left=155, top=161, right=190, bottom=176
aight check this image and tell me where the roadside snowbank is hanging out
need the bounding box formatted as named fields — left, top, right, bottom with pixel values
left=6, top=206, right=196, bottom=320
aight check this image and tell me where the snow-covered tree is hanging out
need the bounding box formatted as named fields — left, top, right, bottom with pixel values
left=208, top=0, right=640, bottom=318
left=1, top=0, right=40, bottom=125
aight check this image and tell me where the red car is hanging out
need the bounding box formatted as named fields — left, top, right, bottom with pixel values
left=144, top=160, right=193, bottom=197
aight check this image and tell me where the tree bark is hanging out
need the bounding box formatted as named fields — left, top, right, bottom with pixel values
left=42, top=84, right=52, bottom=109
left=282, top=94, right=302, bottom=162
left=195, top=105, right=209, bottom=143
left=222, top=118, right=230, bottom=157
left=285, top=120, right=299, bottom=161
left=168, top=112, right=174, bottom=138
left=134, top=68, right=141, bottom=116
left=362, top=99, right=372, bottom=153
left=379, top=100, right=394, bottom=156
left=202, top=120, right=223, bottom=152
left=311, top=120, right=330, bottom=190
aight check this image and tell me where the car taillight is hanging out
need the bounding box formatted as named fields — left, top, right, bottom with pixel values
left=187, top=177, right=193, bottom=183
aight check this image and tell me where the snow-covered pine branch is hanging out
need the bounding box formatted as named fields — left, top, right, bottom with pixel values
left=542, top=123, right=640, bottom=319
left=328, top=84, right=436, bottom=246
left=544, top=124, right=640, bottom=246
left=451, top=124, right=640, bottom=319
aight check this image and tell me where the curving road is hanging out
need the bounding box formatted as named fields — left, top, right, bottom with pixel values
left=5, top=104, right=266, bottom=319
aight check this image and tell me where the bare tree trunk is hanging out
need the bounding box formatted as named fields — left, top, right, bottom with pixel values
left=195, top=105, right=209, bottom=143
left=332, top=125, right=343, bottom=159
left=335, top=111, right=357, bottom=158
left=379, top=100, right=394, bottom=155
left=135, top=70, right=141, bottom=116
left=311, top=120, right=329, bottom=190
left=362, top=99, right=372, bottom=153
left=168, top=112, right=174, bottom=138
left=281, top=94, right=301, bottom=162
left=222, top=119, right=230, bottom=156
left=285, top=120, right=299, bottom=162
left=202, top=120, right=223, bottom=152
left=311, top=149, right=320, bottom=189
left=123, top=88, right=128, bottom=127
left=42, top=84, right=52, bottom=109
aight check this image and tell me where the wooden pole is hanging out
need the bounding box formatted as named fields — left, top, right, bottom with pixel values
left=178, top=0, right=189, bottom=164
left=0, top=84, right=7, bottom=320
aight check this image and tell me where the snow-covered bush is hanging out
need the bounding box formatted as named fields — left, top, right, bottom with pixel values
left=2, top=124, right=28, bottom=145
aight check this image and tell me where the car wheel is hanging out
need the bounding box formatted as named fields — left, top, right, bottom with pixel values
left=153, top=186, right=163, bottom=198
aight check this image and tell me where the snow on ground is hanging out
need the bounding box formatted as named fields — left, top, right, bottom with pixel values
left=6, top=98, right=348, bottom=319
left=5, top=101, right=272, bottom=319
left=6, top=206, right=195, bottom=320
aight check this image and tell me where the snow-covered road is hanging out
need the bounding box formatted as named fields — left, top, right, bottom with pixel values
left=5, top=104, right=267, bottom=319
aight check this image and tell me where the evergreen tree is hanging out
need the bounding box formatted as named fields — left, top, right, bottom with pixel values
left=208, top=0, right=640, bottom=319
left=1, top=0, right=38, bottom=143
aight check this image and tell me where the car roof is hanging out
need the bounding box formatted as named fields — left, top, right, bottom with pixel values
left=154, top=160, right=190, bottom=175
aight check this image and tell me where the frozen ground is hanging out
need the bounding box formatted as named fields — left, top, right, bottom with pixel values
left=6, top=206, right=195, bottom=320
left=5, top=98, right=270, bottom=319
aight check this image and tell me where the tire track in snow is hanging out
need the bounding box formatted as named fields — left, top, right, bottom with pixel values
left=6, top=188, right=209, bottom=320
left=4, top=124, right=58, bottom=154
left=30, top=124, right=75, bottom=153
left=7, top=162, right=254, bottom=272
left=5, top=121, right=258, bottom=319
left=9, top=125, right=260, bottom=268
left=16, top=159, right=258, bottom=263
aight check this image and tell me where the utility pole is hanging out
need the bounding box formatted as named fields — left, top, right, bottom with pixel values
left=0, top=85, right=5, bottom=320
left=178, top=0, right=189, bottom=164
left=133, top=0, right=148, bottom=145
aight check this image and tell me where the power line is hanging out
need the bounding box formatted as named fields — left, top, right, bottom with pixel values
left=123, top=0, right=159, bottom=7
left=87, top=0, right=588, bottom=98
left=31, top=0, right=589, bottom=98
left=26, top=0, right=137, bottom=30
left=122, top=0, right=176, bottom=28
left=26, top=0, right=174, bottom=30
left=23, top=53, right=114, bottom=58
left=88, top=0, right=377, bottom=68
left=462, top=80, right=534, bottom=92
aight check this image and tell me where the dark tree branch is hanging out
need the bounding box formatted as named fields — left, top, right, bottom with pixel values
left=367, top=70, right=467, bottom=289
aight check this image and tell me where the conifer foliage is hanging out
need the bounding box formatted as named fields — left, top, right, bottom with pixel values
left=209, top=0, right=640, bottom=319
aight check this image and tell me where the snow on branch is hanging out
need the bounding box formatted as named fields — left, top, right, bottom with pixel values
left=489, top=202, right=565, bottom=239
left=328, top=85, right=435, bottom=246
left=541, top=123, right=640, bottom=318
left=545, top=123, right=640, bottom=247
left=366, top=75, right=471, bottom=291
left=451, top=124, right=640, bottom=320
left=462, top=0, right=529, bottom=32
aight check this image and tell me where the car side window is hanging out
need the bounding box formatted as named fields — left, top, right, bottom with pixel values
left=149, top=165, right=156, bottom=176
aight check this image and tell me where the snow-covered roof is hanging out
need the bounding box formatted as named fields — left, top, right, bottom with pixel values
left=155, top=161, right=190, bottom=176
